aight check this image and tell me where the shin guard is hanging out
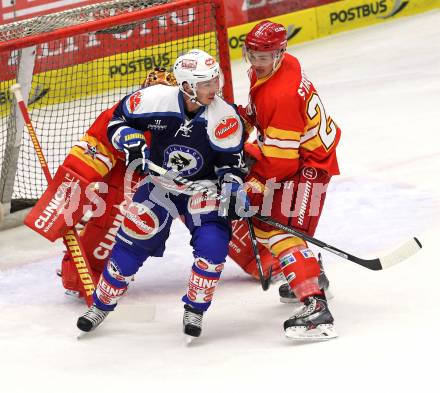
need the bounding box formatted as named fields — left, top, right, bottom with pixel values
left=279, top=247, right=322, bottom=301
left=93, top=258, right=133, bottom=311
left=182, top=257, right=224, bottom=312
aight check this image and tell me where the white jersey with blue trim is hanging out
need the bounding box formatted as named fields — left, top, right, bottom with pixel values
left=108, top=84, right=246, bottom=181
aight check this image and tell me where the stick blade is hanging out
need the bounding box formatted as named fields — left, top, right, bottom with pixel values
left=379, top=237, right=422, bottom=269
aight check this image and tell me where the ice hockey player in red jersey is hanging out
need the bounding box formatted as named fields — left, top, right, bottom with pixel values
left=238, top=20, right=341, bottom=340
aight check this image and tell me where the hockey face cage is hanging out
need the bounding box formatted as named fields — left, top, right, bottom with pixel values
left=243, top=20, right=287, bottom=74
left=0, top=0, right=232, bottom=217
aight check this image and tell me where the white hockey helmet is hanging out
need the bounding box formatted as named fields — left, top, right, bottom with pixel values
left=173, top=49, right=223, bottom=104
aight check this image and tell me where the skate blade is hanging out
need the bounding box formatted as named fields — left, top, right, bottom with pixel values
left=280, top=296, right=300, bottom=304
left=76, top=330, right=89, bottom=340
left=324, top=289, right=333, bottom=301
left=65, top=289, right=81, bottom=298
left=184, top=334, right=198, bottom=345
left=285, top=324, right=338, bottom=341
left=75, top=305, right=155, bottom=340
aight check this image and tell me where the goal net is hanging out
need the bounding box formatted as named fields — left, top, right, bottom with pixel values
left=0, top=0, right=232, bottom=219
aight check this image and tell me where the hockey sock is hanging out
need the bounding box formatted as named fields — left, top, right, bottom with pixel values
left=278, top=247, right=322, bottom=302
left=182, top=256, right=225, bottom=312
left=93, top=258, right=134, bottom=311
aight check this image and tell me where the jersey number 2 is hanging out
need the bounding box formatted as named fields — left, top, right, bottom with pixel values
left=307, top=93, right=337, bottom=150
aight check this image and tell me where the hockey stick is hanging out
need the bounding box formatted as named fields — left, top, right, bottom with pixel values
left=11, top=83, right=96, bottom=306
left=146, top=160, right=422, bottom=271
left=246, top=217, right=272, bottom=290
left=254, top=214, right=422, bottom=271
left=146, top=160, right=227, bottom=202
left=145, top=160, right=272, bottom=288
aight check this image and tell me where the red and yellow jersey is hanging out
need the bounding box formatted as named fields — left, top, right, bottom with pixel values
left=64, top=103, right=151, bottom=182
left=64, top=103, right=121, bottom=182
left=244, top=53, right=341, bottom=182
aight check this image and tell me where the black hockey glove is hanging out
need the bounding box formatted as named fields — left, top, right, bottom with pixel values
left=116, top=127, right=150, bottom=174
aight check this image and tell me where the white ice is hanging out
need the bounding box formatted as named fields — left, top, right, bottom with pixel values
left=1, top=10, right=440, bottom=393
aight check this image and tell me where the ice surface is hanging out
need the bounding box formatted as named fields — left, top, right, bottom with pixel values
left=0, top=10, right=439, bottom=392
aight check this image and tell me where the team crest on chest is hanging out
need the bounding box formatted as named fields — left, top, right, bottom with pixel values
left=163, top=145, right=204, bottom=176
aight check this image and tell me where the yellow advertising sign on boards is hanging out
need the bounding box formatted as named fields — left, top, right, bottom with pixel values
left=316, top=0, right=439, bottom=36
left=227, top=8, right=318, bottom=61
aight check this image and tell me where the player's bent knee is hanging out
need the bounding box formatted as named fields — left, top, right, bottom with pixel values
left=192, top=222, right=230, bottom=263
left=110, top=241, right=149, bottom=276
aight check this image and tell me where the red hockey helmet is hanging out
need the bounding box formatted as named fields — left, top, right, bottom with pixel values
left=244, top=20, right=287, bottom=52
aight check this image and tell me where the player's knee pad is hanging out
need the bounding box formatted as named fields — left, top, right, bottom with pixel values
left=93, top=258, right=134, bottom=311
left=182, top=256, right=225, bottom=312
left=279, top=247, right=321, bottom=301
left=191, top=222, right=230, bottom=264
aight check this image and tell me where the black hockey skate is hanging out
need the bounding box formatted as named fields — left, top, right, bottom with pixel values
left=77, top=304, right=110, bottom=332
left=279, top=253, right=330, bottom=303
left=284, top=294, right=337, bottom=340
left=183, top=304, right=204, bottom=339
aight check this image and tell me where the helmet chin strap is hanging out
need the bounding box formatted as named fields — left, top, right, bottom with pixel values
left=182, top=84, right=204, bottom=107
left=181, top=77, right=221, bottom=107
left=184, top=90, right=203, bottom=107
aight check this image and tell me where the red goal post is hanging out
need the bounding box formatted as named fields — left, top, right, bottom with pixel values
left=0, top=0, right=233, bottom=222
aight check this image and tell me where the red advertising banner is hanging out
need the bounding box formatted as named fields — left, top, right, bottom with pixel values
left=0, top=1, right=343, bottom=84
left=224, top=0, right=341, bottom=27
left=1, top=0, right=341, bottom=26
left=0, top=0, right=107, bottom=24
left=0, top=5, right=211, bottom=82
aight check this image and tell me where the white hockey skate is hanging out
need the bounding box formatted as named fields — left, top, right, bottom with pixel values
left=284, top=295, right=338, bottom=341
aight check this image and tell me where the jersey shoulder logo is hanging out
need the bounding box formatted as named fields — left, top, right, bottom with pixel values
left=84, top=143, right=98, bottom=159
left=214, top=116, right=240, bottom=140
left=129, top=91, right=142, bottom=112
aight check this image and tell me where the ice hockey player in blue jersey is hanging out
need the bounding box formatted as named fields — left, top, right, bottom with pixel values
left=76, top=49, right=247, bottom=339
